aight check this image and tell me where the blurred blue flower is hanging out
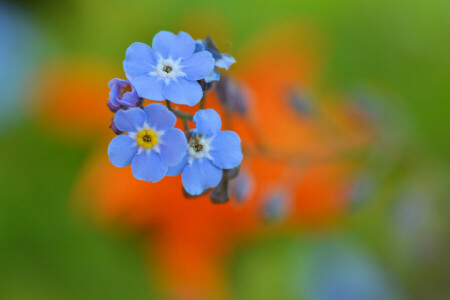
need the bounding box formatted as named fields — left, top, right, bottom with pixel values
left=195, top=36, right=236, bottom=83
left=107, top=78, right=140, bottom=111
left=123, top=31, right=215, bottom=106
left=301, top=242, right=401, bottom=300
left=261, top=191, right=288, bottom=222
left=348, top=174, right=376, bottom=210
left=108, top=104, right=187, bottom=182
left=392, top=187, right=439, bottom=261
left=167, top=109, right=243, bottom=195
left=232, top=169, right=253, bottom=204
left=0, top=4, right=41, bottom=131
left=288, top=88, right=315, bottom=117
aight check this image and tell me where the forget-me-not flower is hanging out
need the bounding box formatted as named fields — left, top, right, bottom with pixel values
left=107, top=78, right=140, bottom=111
left=123, top=31, right=215, bottom=106
left=167, top=109, right=243, bottom=195
left=108, top=104, right=187, bottom=182
left=195, top=36, right=236, bottom=83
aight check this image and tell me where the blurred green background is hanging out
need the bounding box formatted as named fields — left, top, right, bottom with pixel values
left=0, top=0, right=448, bottom=299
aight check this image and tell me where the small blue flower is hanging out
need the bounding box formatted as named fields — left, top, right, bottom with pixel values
left=108, top=103, right=187, bottom=182
left=123, top=31, right=215, bottom=106
left=195, top=36, right=236, bottom=83
left=167, top=109, right=243, bottom=195
left=107, top=78, right=140, bottom=111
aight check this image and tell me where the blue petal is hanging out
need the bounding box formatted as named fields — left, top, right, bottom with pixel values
left=210, top=131, right=243, bottom=169
left=114, top=108, right=146, bottom=132
left=171, top=31, right=196, bottom=59
left=163, top=78, right=203, bottom=106
left=182, top=51, right=215, bottom=81
left=193, top=109, right=222, bottom=137
left=132, top=75, right=165, bottom=100
left=167, top=154, right=188, bottom=176
left=204, top=69, right=220, bottom=83
left=152, top=31, right=174, bottom=58
left=215, top=54, right=236, bottom=69
left=144, top=103, right=176, bottom=130
left=194, top=40, right=205, bottom=52
left=108, top=135, right=138, bottom=167
left=159, top=128, right=187, bottom=166
left=152, top=31, right=195, bottom=59
left=123, top=42, right=157, bottom=79
left=182, top=159, right=222, bottom=195
left=131, top=150, right=167, bottom=182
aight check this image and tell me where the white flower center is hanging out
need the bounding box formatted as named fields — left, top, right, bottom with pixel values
left=187, top=134, right=213, bottom=163
left=149, top=55, right=186, bottom=85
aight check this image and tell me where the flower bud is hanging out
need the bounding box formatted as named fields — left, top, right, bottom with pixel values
left=109, top=119, right=123, bottom=135
left=232, top=169, right=253, bottom=204
left=261, top=192, right=289, bottom=223
left=215, top=76, right=249, bottom=115
left=108, top=78, right=140, bottom=110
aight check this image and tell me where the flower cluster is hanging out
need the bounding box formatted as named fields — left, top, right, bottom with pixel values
left=107, top=31, right=242, bottom=201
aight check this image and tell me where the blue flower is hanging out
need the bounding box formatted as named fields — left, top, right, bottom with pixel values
left=195, top=36, right=236, bottom=83
left=167, top=109, right=243, bottom=195
left=107, top=78, right=140, bottom=111
left=108, top=103, right=187, bottom=182
left=123, top=31, right=215, bottom=106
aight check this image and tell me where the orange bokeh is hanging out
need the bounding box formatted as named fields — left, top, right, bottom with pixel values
left=33, top=58, right=117, bottom=143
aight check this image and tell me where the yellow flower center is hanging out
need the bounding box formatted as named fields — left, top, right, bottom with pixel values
left=136, top=129, right=158, bottom=149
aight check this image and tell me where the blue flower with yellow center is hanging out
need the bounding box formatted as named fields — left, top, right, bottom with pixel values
left=123, top=31, right=215, bottom=106
left=167, top=109, right=243, bottom=195
left=108, top=104, right=187, bottom=182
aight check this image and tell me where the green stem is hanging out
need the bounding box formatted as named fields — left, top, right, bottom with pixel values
left=165, top=100, right=193, bottom=120
left=199, top=94, right=206, bottom=110
left=165, top=100, right=192, bottom=133
left=182, top=118, right=189, bottom=132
